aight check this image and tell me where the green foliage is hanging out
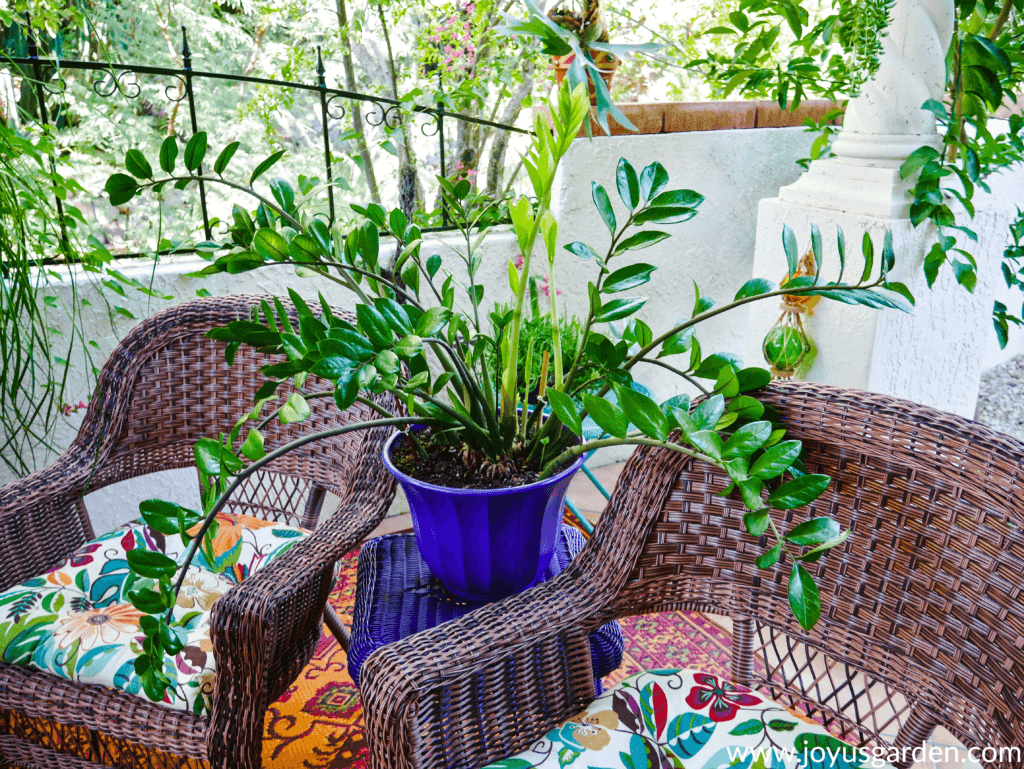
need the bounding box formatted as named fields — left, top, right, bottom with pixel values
left=497, top=0, right=662, bottom=132
left=107, top=81, right=913, bottom=701
left=898, top=0, right=1024, bottom=346
left=689, top=0, right=894, bottom=107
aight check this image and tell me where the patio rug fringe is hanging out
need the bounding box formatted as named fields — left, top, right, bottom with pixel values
left=261, top=548, right=748, bottom=769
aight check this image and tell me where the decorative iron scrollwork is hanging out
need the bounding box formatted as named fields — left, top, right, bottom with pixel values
left=164, top=74, right=188, bottom=103
left=420, top=112, right=442, bottom=137
left=365, top=101, right=402, bottom=129
left=92, top=71, right=141, bottom=100
left=324, top=94, right=348, bottom=121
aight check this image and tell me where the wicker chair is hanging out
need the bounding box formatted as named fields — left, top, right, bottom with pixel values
left=0, top=295, right=398, bottom=769
left=360, top=382, right=1024, bottom=769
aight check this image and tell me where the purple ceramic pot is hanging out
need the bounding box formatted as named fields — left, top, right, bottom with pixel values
left=382, top=431, right=586, bottom=601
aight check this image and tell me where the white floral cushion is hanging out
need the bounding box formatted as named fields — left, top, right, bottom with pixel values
left=486, top=668, right=896, bottom=769
left=0, top=512, right=306, bottom=716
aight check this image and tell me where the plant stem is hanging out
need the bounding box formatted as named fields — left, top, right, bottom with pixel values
left=538, top=434, right=712, bottom=479
left=166, top=416, right=427, bottom=618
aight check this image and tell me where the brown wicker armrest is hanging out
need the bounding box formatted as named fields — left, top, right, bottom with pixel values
left=206, top=464, right=397, bottom=769
left=359, top=563, right=609, bottom=769
left=0, top=450, right=99, bottom=589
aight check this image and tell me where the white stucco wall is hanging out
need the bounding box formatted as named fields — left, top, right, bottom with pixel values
left=552, top=127, right=816, bottom=403
left=747, top=160, right=1024, bottom=419
left=4, top=125, right=818, bottom=533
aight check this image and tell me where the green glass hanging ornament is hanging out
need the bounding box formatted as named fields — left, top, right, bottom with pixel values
left=762, top=249, right=818, bottom=380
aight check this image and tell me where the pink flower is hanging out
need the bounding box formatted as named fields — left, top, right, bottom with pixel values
left=512, top=253, right=524, bottom=269
left=539, top=274, right=562, bottom=298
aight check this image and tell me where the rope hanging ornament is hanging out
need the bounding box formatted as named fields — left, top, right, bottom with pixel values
left=762, top=248, right=819, bottom=381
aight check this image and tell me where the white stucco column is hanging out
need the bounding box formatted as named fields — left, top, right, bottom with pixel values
left=746, top=0, right=1009, bottom=419
left=778, top=0, right=955, bottom=218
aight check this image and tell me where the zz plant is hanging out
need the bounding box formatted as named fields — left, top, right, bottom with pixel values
left=105, top=82, right=911, bottom=710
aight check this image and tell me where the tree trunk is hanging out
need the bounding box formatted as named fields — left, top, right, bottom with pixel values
left=335, top=0, right=381, bottom=205
left=487, top=60, right=535, bottom=198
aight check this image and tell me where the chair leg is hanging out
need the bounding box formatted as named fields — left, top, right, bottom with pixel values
left=731, top=616, right=757, bottom=688
left=324, top=604, right=351, bottom=651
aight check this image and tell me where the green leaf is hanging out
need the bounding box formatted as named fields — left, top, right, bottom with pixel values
left=240, top=428, right=265, bottom=460
left=125, top=149, right=153, bottom=180
left=737, top=477, right=765, bottom=509
left=595, top=297, right=647, bottom=323
left=583, top=394, right=628, bottom=438
left=105, top=173, right=138, bottom=206
left=270, top=179, right=296, bottom=213
left=691, top=394, right=725, bottom=431
left=427, top=254, right=442, bottom=277
left=714, top=365, right=739, bottom=398
left=613, top=231, right=670, bottom=256
left=743, top=510, right=770, bottom=537
left=768, top=474, right=830, bottom=509
left=253, top=228, right=288, bottom=261
left=128, top=587, right=167, bottom=614
left=649, top=189, right=703, bottom=208
left=357, top=304, right=395, bottom=350
left=782, top=224, right=798, bottom=277
left=395, top=334, right=423, bottom=359
left=860, top=233, right=874, bottom=283
left=798, top=529, right=851, bottom=562
left=126, top=550, right=178, bottom=579
left=785, top=517, right=842, bottom=546
left=547, top=389, right=582, bottom=436
left=159, top=136, right=177, bottom=174
left=604, top=263, right=656, bottom=293
left=789, top=562, right=821, bottom=631
left=194, top=438, right=244, bottom=476
left=756, top=543, right=782, bottom=569
left=565, top=241, right=602, bottom=261
left=616, top=157, right=641, bottom=211
left=810, top=224, right=822, bottom=274
left=183, top=132, right=208, bottom=172
left=688, top=430, right=723, bottom=460
left=899, top=145, right=940, bottom=179
left=632, top=205, right=698, bottom=225
left=836, top=226, right=846, bottom=281
left=251, top=150, right=287, bottom=185
left=592, top=182, right=616, bottom=235
left=639, top=161, right=669, bottom=202
left=618, top=387, right=670, bottom=440
left=722, top=421, right=772, bottom=459
left=288, top=233, right=321, bottom=263
left=659, top=326, right=694, bottom=357
left=214, top=141, right=240, bottom=175
left=693, top=353, right=742, bottom=380
left=375, top=298, right=414, bottom=336
left=726, top=395, right=764, bottom=419
left=735, top=278, right=776, bottom=301
left=749, top=440, right=801, bottom=479
left=415, top=307, right=451, bottom=336
left=736, top=367, right=772, bottom=392
left=280, top=392, right=311, bottom=424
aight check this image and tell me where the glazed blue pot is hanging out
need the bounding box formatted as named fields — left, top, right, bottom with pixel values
left=382, top=430, right=586, bottom=601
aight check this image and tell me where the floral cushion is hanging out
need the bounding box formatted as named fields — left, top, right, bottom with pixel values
left=0, top=512, right=306, bottom=716
left=486, top=668, right=895, bottom=769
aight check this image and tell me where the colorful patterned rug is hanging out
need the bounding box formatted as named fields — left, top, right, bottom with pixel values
left=261, top=549, right=743, bottom=769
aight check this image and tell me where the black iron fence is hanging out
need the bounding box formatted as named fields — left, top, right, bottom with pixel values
left=3, top=13, right=529, bottom=255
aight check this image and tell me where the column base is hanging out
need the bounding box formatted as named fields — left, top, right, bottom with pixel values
left=778, top=133, right=943, bottom=219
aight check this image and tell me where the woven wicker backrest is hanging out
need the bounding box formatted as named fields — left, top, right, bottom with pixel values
left=587, top=382, right=1024, bottom=766
left=75, top=294, right=380, bottom=527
